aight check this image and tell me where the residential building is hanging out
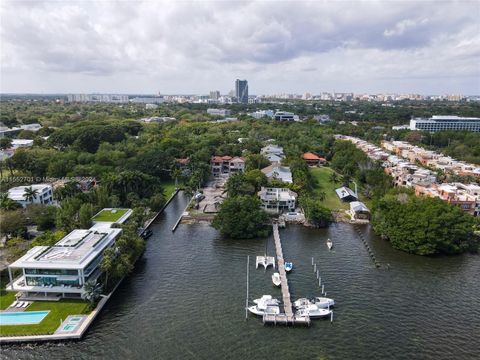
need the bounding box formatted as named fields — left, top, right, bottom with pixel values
left=207, top=108, right=231, bottom=116
left=130, top=97, right=164, bottom=104
left=210, top=156, right=245, bottom=176
left=67, top=94, right=129, bottom=103
left=302, top=152, right=326, bottom=166
left=261, top=165, right=293, bottom=183
left=409, top=115, right=480, bottom=132
left=261, top=144, right=285, bottom=164
left=138, top=116, right=176, bottom=123
left=235, top=79, right=248, bottom=104
left=145, top=103, right=158, bottom=109
left=6, top=208, right=132, bottom=299
left=274, top=111, right=299, bottom=122
left=314, top=115, right=331, bottom=123
left=335, top=186, right=358, bottom=202
left=249, top=110, right=274, bottom=119
left=349, top=201, right=370, bottom=220
left=257, top=187, right=297, bottom=213
left=7, top=184, right=54, bottom=207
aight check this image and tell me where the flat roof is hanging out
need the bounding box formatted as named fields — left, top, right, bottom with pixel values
left=7, top=184, right=52, bottom=201
left=10, top=228, right=122, bottom=269
left=92, top=208, right=132, bottom=224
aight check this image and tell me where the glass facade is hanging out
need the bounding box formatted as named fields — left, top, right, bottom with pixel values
left=25, top=276, right=80, bottom=287
left=235, top=79, right=248, bottom=104
left=25, top=268, right=78, bottom=276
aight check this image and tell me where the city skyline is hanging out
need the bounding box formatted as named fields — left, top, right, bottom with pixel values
left=1, top=1, right=479, bottom=94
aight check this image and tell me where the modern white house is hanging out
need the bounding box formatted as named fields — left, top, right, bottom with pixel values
left=258, top=187, right=297, bottom=213
left=261, top=165, right=293, bottom=183
left=274, top=111, right=299, bottom=122
left=7, top=184, right=54, bottom=207
left=6, top=208, right=132, bottom=300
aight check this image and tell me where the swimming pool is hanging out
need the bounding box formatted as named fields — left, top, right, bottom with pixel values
left=0, top=311, right=50, bottom=325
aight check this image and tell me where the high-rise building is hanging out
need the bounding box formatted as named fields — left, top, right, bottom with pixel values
left=209, top=91, right=220, bottom=100
left=235, top=79, right=248, bottom=104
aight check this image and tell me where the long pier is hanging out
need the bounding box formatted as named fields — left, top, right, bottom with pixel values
left=263, top=223, right=310, bottom=326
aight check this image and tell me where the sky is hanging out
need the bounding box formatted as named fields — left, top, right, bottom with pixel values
left=1, top=0, right=479, bottom=95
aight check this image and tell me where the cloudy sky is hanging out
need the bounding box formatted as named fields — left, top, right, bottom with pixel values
left=1, top=0, right=479, bottom=95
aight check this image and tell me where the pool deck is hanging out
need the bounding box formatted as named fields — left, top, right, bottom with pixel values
left=0, top=292, right=109, bottom=344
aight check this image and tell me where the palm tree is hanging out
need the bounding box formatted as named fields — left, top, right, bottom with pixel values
left=0, top=193, right=20, bottom=210
left=84, top=281, right=103, bottom=306
left=23, top=186, right=39, bottom=203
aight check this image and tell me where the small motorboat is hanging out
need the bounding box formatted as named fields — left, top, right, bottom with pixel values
left=272, top=272, right=281, bottom=287
left=326, top=238, right=333, bottom=250
left=141, top=229, right=153, bottom=239
left=296, top=304, right=332, bottom=318
left=293, top=298, right=312, bottom=309
left=248, top=304, right=281, bottom=316
left=312, top=297, right=335, bottom=308
left=253, top=295, right=280, bottom=306
left=284, top=262, right=293, bottom=272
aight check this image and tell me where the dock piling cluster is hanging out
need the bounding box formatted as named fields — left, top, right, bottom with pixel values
left=353, top=225, right=381, bottom=268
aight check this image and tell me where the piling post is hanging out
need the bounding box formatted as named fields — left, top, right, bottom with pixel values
left=314, top=263, right=317, bottom=273
left=245, top=255, right=249, bottom=320
left=330, top=311, right=333, bottom=323
left=321, top=284, right=325, bottom=294
left=311, top=257, right=314, bottom=266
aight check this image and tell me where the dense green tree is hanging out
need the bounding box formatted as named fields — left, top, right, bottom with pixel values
left=372, top=195, right=478, bottom=255
left=25, top=204, right=57, bottom=230
left=212, top=196, right=270, bottom=239
left=300, top=197, right=333, bottom=227
left=0, top=210, right=27, bottom=239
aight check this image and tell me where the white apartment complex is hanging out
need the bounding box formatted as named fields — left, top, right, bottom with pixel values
left=410, top=115, right=480, bottom=132
left=67, top=94, right=129, bottom=103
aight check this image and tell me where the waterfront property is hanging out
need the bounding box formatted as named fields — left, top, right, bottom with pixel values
left=6, top=208, right=132, bottom=300
left=7, top=184, right=54, bottom=207
left=349, top=201, right=370, bottom=221
left=258, top=187, right=297, bottom=213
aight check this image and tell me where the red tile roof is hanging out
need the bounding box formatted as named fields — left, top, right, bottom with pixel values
left=303, top=152, right=325, bottom=161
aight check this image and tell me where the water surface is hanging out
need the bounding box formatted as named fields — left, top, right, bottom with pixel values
left=2, top=193, right=479, bottom=359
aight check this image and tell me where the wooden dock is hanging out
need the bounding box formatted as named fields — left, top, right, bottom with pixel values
left=262, top=223, right=310, bottom=326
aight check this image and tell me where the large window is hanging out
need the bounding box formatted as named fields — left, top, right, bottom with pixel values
left=25, top=268, right=78, bottom=276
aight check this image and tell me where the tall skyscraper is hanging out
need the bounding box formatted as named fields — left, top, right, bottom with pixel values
left=235, top=79, right=248, bottom=104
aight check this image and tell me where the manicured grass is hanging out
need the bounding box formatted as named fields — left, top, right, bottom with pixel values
left=0, top=299, right=90, bottom=336
left=0, top=289, right=16, bottom=310
left=92, top=208, right=129, bottom=222
left=310, top=167, right=349, bottom=211
left=163, top=181, right=177, bottom=199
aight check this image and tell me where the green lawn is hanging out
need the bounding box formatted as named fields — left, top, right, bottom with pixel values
left=92, top=208, right=129, bottom=222
left=163, top=181, right=177, bottom=199
left=0, top=289, right=16, bottom=310
left=0, top=299, right=90, bottom=336
left=310, top=167, right=349, bottom=211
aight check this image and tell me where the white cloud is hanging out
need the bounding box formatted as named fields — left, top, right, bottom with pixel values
left=0, top=0, right=479, bottom=94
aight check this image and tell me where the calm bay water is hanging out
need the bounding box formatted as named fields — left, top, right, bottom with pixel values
left=2, top=192, right=479, bottom=359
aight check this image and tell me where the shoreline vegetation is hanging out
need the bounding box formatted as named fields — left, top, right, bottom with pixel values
left=0, top=100, right=478, bottom=287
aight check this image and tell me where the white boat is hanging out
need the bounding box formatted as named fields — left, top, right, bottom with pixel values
left=248, top=304, right=281, bottom=316
left=253, top=295, right=280, bottom=306
left=256, top=255, right=275, bottom=269
left=284, top=262, right=293, bottom=272
left=294, top=297, right=335, bottom=309
left=327, top=238, right=333, bottom=250
left=296, top=304, right=332, bottom=318
left=272, top=272, right=281, bottom=286
left=312, top=297, right=335, bottom=308
left=293, top=298, right=312, bottom=308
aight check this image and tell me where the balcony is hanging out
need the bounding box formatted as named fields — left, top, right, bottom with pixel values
left=7, top=276, right=84, bottom=294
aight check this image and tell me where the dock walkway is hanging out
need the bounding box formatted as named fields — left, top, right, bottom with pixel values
left=262, top=223, right=310, bottom=326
